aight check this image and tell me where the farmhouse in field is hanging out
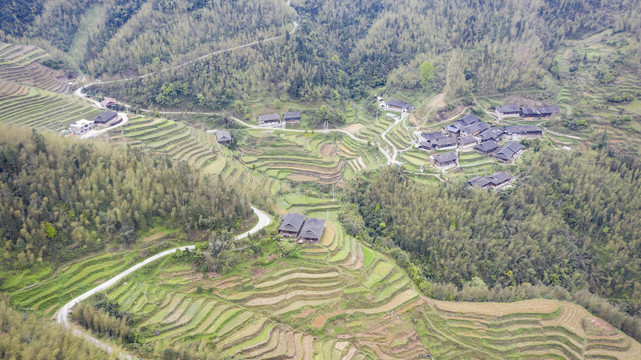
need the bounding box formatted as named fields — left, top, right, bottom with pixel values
left=520, top=106, right=560, bottom=118
left=279, top=213, right=306, bottom=237
left=70, top=119, right=94, bottom=136
left=468, top=171, right=513, bottom=189
left=495, top=105, right=520, bottom=117
left=503, top=125, right=543, bottom=140
left=298, top=217, right=325, bottom=243
left=216, top=130, right=232, bottom=145
left=432, top=151, right=458, bottom=167
left=91, top=110, right=119, bottom=125
left=258, top=113, right=281, bottom=125
left=474, top=140, right=499, bottom=154
left=493, top=141, right=523, bottom=162
left=384, top=99, right=415, bottom=112
left=447, top=114, right=480, bottom=135
left=283, top=111, right=301, bottom=123
left=101, top=97, right=117, bottom=109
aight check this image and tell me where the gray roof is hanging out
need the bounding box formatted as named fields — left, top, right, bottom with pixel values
left=541, top=106, right=560, bottom=114
left=478, top=127, right=504, bottom=141
left=488, top=171, right=512, bottom=186
left=493, top=141, right=523, bottom=161
left=461, top=121, right=490, bottom=135
left=496, top=105, right=520, bottom=113
left=299, top=217, right=325, bottom=240
left=279, top=213, right=306, bottom=233
left=421, top=131, right=447, bottom=142
left=433, top=151, right=457, bottom=164
left=387, top=99, right=414, bottom=111
left=91, top=110, right=118, bottom=124
left=504, top=125, right=542, bottom=135
left=458, top=135, right=477, bottom=145
left=283, top=111, right=301, bottom=120
left=216, top=130, right=231, bottom=142
left=474, top=140, right=499, bottom=153
left=468, top=176, right=490, bottom=188
left=258, top=113, right=281, bottom=122
left=433, top=136, right=457, bottom=148
left=448, top=114, right=480, bottom=132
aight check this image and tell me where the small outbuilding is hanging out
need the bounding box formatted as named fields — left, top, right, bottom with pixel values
left=216, top=130, right=232, bottom=145
left=283, top=111, right=301, bottom=123
left=101, top=97, right=118, bottom=109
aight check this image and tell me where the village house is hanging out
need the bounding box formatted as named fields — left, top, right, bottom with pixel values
left=460, top=121, right=490, bottom=137
left=432, top=151, right=458, bottom=167
left=90, top=110, right=119, bottom=126
left=520, top=106, right=560, bottom=118
left=216, top=130, right=232, bottom=145
left=447, top=114, right=480, bottom=135
left=384, top=99, right=415, bottom=112
left=478, top=127, right=504, bottom=142
left=493, top=141, right=523, bottom=162
left=298, top=217, right=325, bottom=243
left=468, top=176, right=491, bottom=189
left=474, top=140, right=499, bottom=154
left=457, top=135, right=478, bottom=150
left=279, top=213, right=306, bottom=237
left=70, top=119, right=94, bottom=136
left=468, top=171, right=513, bottom=189
left=495, top=105, right=520, bottom=117
left=101, top=97, right=118, bottom=109
left=503, top=125, right=543, bottom=140
left=432, top=136, right=457, bottom=150
left=258, top=113, right=281, bottom=125
left=283, top=111, right=301, bottom=123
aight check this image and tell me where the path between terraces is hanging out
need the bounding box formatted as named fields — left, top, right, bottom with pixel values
left=55, top=206, right=271, bottom=358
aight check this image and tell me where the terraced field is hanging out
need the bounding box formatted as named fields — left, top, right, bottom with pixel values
left=0, top=43, right=71, bottom=93
left=0, top=85, right=103, bottom=132
left=114, top=116, right=218, bottom=171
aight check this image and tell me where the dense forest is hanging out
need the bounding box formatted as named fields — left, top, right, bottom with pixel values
left=2, top=0, right=640, bottom=109
left=0, top=124, right=252, bottom=270
left=0, top=297, right=114, bottom=359
left=348, top=150, right=641, bottom=315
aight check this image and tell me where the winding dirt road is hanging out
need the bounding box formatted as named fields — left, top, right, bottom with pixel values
left=55, top=206, right=271, bottom=357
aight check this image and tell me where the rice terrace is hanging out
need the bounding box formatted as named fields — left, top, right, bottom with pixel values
left=2, top=1, right=641, bottom=359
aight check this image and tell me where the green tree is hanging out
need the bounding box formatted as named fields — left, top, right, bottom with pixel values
left=43, top=222, right=57, bottom=239
left=419, top=61, right=435, bottom=87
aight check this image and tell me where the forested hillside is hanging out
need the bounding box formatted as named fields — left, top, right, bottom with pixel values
left=2, top=0, right=640, bottom=109
left=349, top=150, right=641, bottom=315
left=0, top=124, right=252, bottom=270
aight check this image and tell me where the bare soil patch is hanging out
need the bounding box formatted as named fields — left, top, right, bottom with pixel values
left=320, top=143, right=337, bottom=157
left=312, top=309, right=343, bottom=328
left=287, top=174, right=319, bottom=182
left=343, top=123, right=364, bottom=134
left=432, top=298, right=559, bottom=317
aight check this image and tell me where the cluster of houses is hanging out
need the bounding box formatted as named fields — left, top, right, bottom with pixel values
left=495, top=105, right=560, bottom=118
left=417, top=113, right=542, bottom=167
left=257, top=111, right=301, bottom=126
left=468, top=171, right=513, bottom=189
left=70, top=110, right=121, bottom=136
left=278, top=213, right=326, bottom=243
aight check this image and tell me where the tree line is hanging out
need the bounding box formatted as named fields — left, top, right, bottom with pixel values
left=0, top=124, right=253, bottom=270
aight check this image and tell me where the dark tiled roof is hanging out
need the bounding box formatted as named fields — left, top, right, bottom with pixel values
left=461, top=121, right=490, bottom=135
left=496, top=105, right=520, bottom=113
left=258, top=113, right=281, bottom=122
left=468, top=176, right=490, bottom=188
left=387, top=99, right=414, bottom=111
left=299, top=217, right=325, bottom=240
left=504, top=125, right=542, bottom=134
left=283, top=111, right=301, bottom=120
left=421, top=131, right=447, bottom=142
left=493, top=141, right=523, bottom=161
left=433, top=151, right=457, bottom=163
left=279, top=213, right=306, bottom=233
left=433, top=136, right=457, bottom=148
left=474, top=140, right=499, bottom=153
left=91, top=110, right=118, bottom=124
left=458, top=135, right=477, bottom=145
left=478, top=127, right=504, bottom=141
left=488, top=171, right=512, bottom=186
left=540, top=106, right=560, bottom=114
left=448, top=114, right=480, bottom=132
left=216, top=130, right=231, bottom=142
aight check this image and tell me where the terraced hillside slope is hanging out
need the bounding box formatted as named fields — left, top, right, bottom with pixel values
left=0, top=81, right=102, bottom=132
left=66, top=214, right=641, bottom=359
left=0, top=42, right=71, bottom=93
